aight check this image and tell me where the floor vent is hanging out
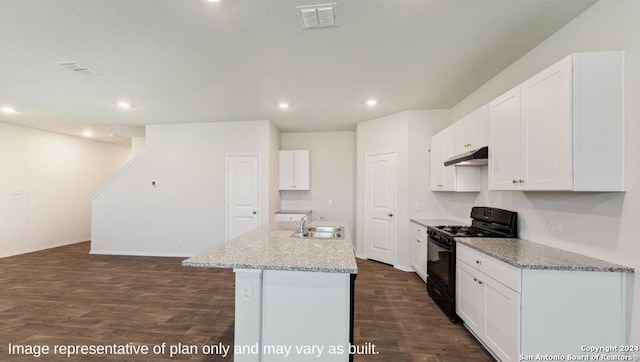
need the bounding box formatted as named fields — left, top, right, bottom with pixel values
left=297, top=3, right=337, bottom=29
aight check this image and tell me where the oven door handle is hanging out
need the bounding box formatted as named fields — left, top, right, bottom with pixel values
left=428, top=237, right=453, bottom=252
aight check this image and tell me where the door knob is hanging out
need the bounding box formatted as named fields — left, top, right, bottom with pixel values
left=388, top=213, right=394, bottom=217
left=252, top=211, right=257, bottom=215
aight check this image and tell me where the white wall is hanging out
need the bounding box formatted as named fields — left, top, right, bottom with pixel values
left=91, top=120, right=278, bottom=256
left=356, top=110, right=450, bottom=270
left=0, top=122, right=129, bottom=258
left=130, top=136, right=146, bottom=160
left=268, top=123, right=281, bottom=223
left=443, top=0, right=640, bottom=343
left=280, top=132, right=356, bottom=237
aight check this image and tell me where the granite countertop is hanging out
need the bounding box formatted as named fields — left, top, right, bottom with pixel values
left=275, top=210, right=311, bottom=214
left=182, top=221, right=357, bottom=274
left=410, top=218, right=467, bottom=228
left=456, top=237, right=634, bottom=273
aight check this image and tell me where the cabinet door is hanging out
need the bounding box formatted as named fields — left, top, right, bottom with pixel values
left=456, top=261, right=482, bottom=334
left=440, top=126, right=456, bottom=191
left=420, top=235, right=428, bottom=278
left=521, top=57, right=572, bottom=190
left=411, top=234, right=426, bottom=281
left=293, top=150, right=310, bottom=190
left=482, top=275, right=520, bottom=362
left=279, top=150, right=295, bottom=190
left=430, top=134, right=443, bottom=190
left=489, top=86, right=521, bottom=190
left=454, top=116, right=473, bottom=155
left=470, top=105, right=489, bottom=150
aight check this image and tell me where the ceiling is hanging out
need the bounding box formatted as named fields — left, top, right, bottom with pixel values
left=0, top=0, right=598, bottom=146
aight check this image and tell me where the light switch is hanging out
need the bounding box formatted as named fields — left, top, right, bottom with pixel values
left=13, top=187, right=23, bottom=195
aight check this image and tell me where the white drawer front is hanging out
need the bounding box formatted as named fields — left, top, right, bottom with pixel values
left=275, top=213, right=308, bottom=221
left=457, top=243, right=520, bottom=293
left=411, top=222, right=428, bottom=237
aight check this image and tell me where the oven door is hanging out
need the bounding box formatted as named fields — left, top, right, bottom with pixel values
left=426, top=236, right=455, bottom=298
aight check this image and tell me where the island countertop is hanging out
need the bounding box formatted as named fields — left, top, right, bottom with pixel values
left=456, top=237, right=634, bottom=273
left=182, top=221, right=357, bottom=274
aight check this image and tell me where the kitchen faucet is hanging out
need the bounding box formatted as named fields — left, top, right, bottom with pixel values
left=299, top=214, right=310, bottom=233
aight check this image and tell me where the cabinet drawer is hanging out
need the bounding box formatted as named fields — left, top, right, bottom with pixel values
left=275, top=213, right=309, bottom=222
left=457, top=243, right=520, bottom=292
left=411, top=222, right=426, bottom=236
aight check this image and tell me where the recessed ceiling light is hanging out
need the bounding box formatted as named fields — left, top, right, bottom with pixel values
left=366, top=99, right=378, bottom=106
left=278, top=102, right=290, bottom=109
left=82, top=130, right=94, bottom=138
left=207, top=0, right=221, bottom=3
left=108, top=133, right=116, bottom=138
left=117, top=102, right=131, bottom=109
left=1, top=107, right=17, bottom=114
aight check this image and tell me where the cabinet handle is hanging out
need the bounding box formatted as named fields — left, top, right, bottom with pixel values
left=388, top=213, right=394, bottom=217
left=512, top=180, right=517, bottom=184
left=519, top=179, right=525, bottom=183
left=476, top=260, right=481, bottom=264
left=473, top=277, right=477, bottom=282
left=252, top=211, right=257, bottom=215
left=478, top=280, right=483, bottom=285
left=416, top=239, right=420, bottom=243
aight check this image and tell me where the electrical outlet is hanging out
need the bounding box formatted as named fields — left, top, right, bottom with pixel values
left=239, top=282, right=252, bottom=302
left=548, top=221, right=562, bottom=231
left=328, top=199, right=333, bottom=205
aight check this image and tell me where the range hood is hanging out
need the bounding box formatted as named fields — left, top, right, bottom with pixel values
left=444, top=146, right=488, bottom=166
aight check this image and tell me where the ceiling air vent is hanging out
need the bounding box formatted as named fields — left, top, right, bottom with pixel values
left=297, top=3, right=337, bottom=29
left=56, top=61, right=103, bottom=77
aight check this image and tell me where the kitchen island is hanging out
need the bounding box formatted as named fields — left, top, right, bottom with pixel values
left=183, top=221, right=357, bottom=362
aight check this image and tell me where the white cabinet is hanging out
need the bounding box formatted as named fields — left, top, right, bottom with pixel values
left=431, top=126, right=481, bottom=192
left=489, top=51, right=625, bottom=191
left=457, top=245, right=520, bottom=362
left=410, top=222, right=428, bottom=281
left=274, top=212, right=310, bottom=222
left=454, top=105, right=489, bottom=154
left=279, top=150, right=310, bottom=190
left=456, top=243, right=628, bottom=361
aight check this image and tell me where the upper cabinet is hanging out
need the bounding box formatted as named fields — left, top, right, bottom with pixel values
left=454, top=105, right=489, bottom=155
left=489, top=51, right=625, bottom=191
left=279, top=150, right=310, bottom=190
left=431, top=126, right=481, bottom=192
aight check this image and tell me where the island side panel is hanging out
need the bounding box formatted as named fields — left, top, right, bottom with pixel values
left=261, top=270, right=351, bottom=362
left=234, top=269, right=264, bottom=362
left=520, top=269, right=626, bottom=356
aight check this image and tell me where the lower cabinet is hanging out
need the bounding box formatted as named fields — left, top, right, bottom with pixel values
left=457, top=256, right=519, bottom=361
left=274, top=212, right=310, bottom=221
left=456, top=243, right=627, bottom=361
left=410, top=222, right=428, bottom=281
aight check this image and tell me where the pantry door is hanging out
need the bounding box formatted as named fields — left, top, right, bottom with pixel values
left=226, top=154, right=260, bottom=241
left=364, top=150, right=396, bottom=265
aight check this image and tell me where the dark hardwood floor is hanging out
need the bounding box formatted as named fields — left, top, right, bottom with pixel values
left=0, top=242, right=492, bottom=361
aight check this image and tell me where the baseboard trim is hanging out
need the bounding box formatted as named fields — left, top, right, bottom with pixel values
left=90, top=249, right=195, bottom=258
left=0, top=238, right=89, bottom=259
left=355, top=253, right=367, bottom=259
left=394, top=264, right=415, bottom=273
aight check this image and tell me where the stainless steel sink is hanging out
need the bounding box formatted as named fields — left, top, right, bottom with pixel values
left=291, top=226, right=344, bottom=239
left=305, top=226, right=343, bottom=233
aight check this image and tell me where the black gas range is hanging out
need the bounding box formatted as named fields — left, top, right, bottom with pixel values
left=426, top=207, right=518, bottom=322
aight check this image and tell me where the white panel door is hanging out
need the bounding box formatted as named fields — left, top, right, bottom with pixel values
left=430, top=134, right=443, bottom=190
left=482, top=275, right=520, bottom=362
left=365, top=151, right=396, bottom=265
left=489, top=86, right=521, bottom=190
left=521, top=56, right=572, bottom=190
left=227, top=155, right=259, bottom=241
left=456, top=261, right=482, bottom=335
left=440, top=126, right=456, bottom=190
